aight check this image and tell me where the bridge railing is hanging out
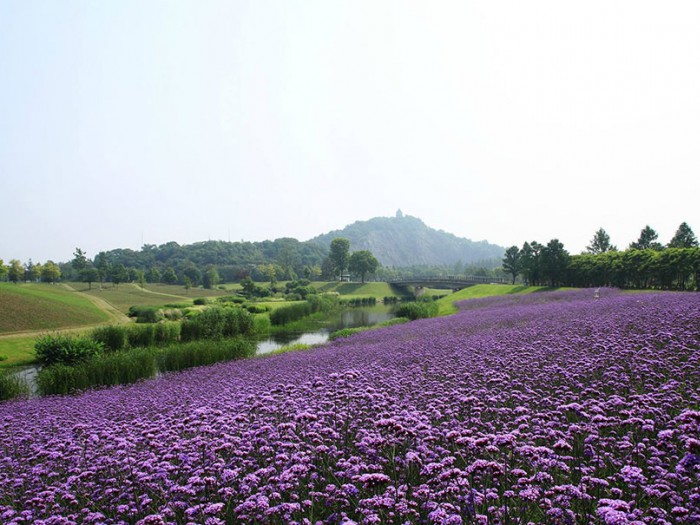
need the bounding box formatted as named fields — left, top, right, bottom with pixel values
left=389, top=275, right=509, bottom=285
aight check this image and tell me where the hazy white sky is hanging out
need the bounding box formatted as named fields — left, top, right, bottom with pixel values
left=1, top=0, right=699, bottom=263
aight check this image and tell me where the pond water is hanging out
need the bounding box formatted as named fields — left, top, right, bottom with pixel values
left=10, top=305, right=396, bottom=397
left=255, top=304, right=395, bottom=354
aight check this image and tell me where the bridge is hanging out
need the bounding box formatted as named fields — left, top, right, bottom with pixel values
left=389, top=275, right=509, bottom=289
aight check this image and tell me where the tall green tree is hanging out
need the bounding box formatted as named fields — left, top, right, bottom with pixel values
left=145, top=267, right=161, bottom=284
left=93, top=252, right=110, bottom=284
left=111, top=264, right=129, bottom=286
left=540, top=239, right=570, bottom=286
left=520, top=241, right=543, bottom=285
left=629, top=226, right=662, bottom=251
left=501, top=246, right=522, bottom=284
left=82, top=268, right=100, bottom=289
left=587, top=228, right=616, bottom=254
left=277, top=242, right=299, bottom=281
left=0, top=259, right=7, bottom=281
left=41, top=261, right=61, bottom=283
left=348, top=250, right=379, bottom=283
left=668, top=221, right=698, bottom=248
left=161, top=267, right=178, bottom=284
left=26, top=260, right=42, bottom=282
left=182, top=265, right=202, bottom=287
left=8, top=259, right=23, bottom=283
left=329, top=238, right=350, bottom=280
left=72, top=248, right=88, bottom=273
left=259, top=263, right=277, bottom=287
left=203, top=266, right=220, bottom=289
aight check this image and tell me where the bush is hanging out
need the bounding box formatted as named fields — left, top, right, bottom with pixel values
left=285, top=279, right=318, bottom=299
left=128, top=306, right=164, bottom=323
left=269, top=302, right=312, bottom=326
left=0, top=354, right=7, bottom=362
left=270, top=294, right=340, bottom=326
left=343, top=297, right=377, bottom=307
left=0, top=371, right=29, bottom=401
left=395, top=301, right=439, bottom=320
left=180, top=306, right=254, bottom=342
left=127, top=324, right=156, bottom=348
left=193, top=298, right=209, bottom=305
left=161, top=308, right=184, bottom=321
left=218, top=296, right=245, bottom=304
left=156, top=339, right=254, bottom=373
left=245, top=304, right=269, bottom=314
left=37, top=348, right=156, bottom=396
left=35, top=334, right=104, bottom=366
left=91, top=325, right=129, bottom=352
left=153, top=322, right=181, bottom=346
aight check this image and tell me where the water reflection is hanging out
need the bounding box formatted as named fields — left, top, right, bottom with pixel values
left=255, top=305, right=395, bottom=355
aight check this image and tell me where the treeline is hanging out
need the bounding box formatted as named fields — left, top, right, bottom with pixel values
left=503, top=223, right=700, bottom=290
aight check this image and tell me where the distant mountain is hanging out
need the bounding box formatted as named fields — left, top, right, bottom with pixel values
left=70, top=213, right=503, bottom=283
left=310, top=213, right=504, bottom=267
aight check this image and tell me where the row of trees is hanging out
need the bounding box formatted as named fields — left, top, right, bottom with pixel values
left=0, top=258, right=62, bottom=284
left=502, top=223, right=700, bottom=290
left=1, top=240, right=381, bottom=288
left=326, top=238, right=379, bottom=283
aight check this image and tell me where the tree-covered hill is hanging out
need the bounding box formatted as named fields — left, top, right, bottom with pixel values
left=3, top=214, right=504, bottom=285
left=310, top=213, right=504, bottom=267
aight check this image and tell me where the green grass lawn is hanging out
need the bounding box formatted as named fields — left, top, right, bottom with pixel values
left=0, top=283, right=110, bottom=334
left=434, top=284, right=565, bottom=315
left=0, top=336, right=38, bottom=368
left=311, top=281, right=448, bottom=300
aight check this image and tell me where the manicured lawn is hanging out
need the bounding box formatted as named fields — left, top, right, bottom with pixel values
left=434, top=283, right=567, bottom=315
left=0, top=335, right=38, bottom=368
left=311, top=281, right=416, bottom=300
left=69, top=283, right=195, bottom=313
left=0, top=283, right=110, bottom=334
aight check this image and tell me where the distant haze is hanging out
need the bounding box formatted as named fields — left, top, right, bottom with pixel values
left=1, top=1, right=698, bottom=263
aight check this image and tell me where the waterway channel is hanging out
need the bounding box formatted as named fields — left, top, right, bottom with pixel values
left=11, top=304, right=396, bottom=397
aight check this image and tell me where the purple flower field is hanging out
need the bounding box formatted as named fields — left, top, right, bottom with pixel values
left=1, top=290, right=699, bottom=524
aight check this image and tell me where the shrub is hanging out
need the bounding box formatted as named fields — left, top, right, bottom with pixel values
left=156, top=339, right=254, bottom=373
left=35, top=334, right=104, bottom=366
left=128, top=306, right=164, bottom=323
left=270, top=295, right=340, bottom=326
left=127, top=324, right=156, bottom=348
left=245, top=304, right=269, bottom=314
left=269, top=302, right=312, bottom=326
left=91, top=325, right=129, bottom=352
left=343, top=297, right=377, bottom=307
left=161, top=308, right=184, bottom=321
left=193, top=298, right=209, bottom=305
left=395, top=301, right=439, bottom=320
left=0, top=371, right=29, bottom=401
left=218, top=296, right=245, bottom=304
left=37, top=348, right=156, bottom=396
left=180, top=306, right=254, bottom=342
left=0, top=354, right=7, bottom=362
left=153, top=322, right=180, bottom=346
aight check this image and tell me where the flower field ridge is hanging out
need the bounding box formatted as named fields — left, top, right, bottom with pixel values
left=1, top=290, right=699, bottom=524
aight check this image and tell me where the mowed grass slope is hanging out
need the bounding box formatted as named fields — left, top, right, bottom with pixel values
left=70, top=283, right=233, bottom=314
left=0, top=283, right=110, bottom=334
left=435, top=284, right=567, bottom=315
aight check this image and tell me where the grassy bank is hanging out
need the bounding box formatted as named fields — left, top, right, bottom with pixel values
left=435, top=284, right=568, bottom=315
left=0, top=283, right=110, bottom=333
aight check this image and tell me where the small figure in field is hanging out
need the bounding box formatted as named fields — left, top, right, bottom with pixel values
left=594, top=288, right=600, bottom=299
